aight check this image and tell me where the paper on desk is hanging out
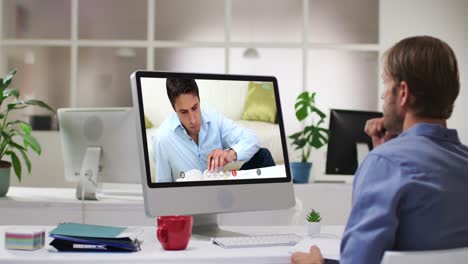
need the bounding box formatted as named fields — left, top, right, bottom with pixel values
left=289, top=236, right=340, bottom=261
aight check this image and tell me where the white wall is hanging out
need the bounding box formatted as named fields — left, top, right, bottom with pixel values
left=380, top=0, right=468, bottom=142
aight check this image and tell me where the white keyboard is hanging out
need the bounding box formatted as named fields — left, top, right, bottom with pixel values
left=211, top=234, right=302, bottom=249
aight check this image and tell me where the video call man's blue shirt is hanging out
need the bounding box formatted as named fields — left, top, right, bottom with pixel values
left=340, top=123, right=468, bottom=264
left=153, top=108, right=260, bottom=182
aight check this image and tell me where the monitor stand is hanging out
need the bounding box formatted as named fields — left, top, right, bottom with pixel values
left=192, top=214, right=247, bottom=240
left=76, top=146, right=102, bottom=201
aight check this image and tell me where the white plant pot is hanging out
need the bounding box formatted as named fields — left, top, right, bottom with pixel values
left=307, top=222, right=321, bottom=236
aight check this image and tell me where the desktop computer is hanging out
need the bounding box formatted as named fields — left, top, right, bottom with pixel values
left=58, top=108, right=142, bottom=200
left=130, top=71, right=295, bottom=237
left=325, top=109, right=383, bottom=176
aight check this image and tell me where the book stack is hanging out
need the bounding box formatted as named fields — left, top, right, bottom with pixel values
left=49, top=222, right=142, bottom=252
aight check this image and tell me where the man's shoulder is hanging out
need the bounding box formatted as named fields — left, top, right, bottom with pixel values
left=371, top=135, right=421, bottom=157
left=368, top=133, right=447, bottom=169
left=363, top=137, right=419, bottom=170
left=154, top=118, right=177, bottom=143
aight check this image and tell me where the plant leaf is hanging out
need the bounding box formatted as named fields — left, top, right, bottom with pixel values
left=6, top=120, right=30, bottom=129
left=292, top=138, right=307, bottom=150
left=0, top=69, right=16, bottom=90
left=310, top=106, right=326, bottom=119
left=3, top=88, right=20, bottom=98
left=294, top=92, right=314, bottom=121
left=6, top=150, right=21, bottom=182
left=17, top=148, right=31, bottom=174
left=304, top=124, right=329, bottom=150
left=288, top=131, right=302, bottom=140
left=20, top=123, right=32, bottom=134
left=7, top=101, right=28, bottom=111
left=24, top=99, right=55, bottom=113
left=23, top=134, right=41, bottom=155
left=0, top=130, right=12, bottom=143
left=9, top=141, right=27, bottom=151
left=306, top=209, right=322, bottom=222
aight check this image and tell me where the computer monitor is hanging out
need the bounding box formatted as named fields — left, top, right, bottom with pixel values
left=58, top=108, right=141, bottom=200
left=130, top=71, right=295, bottom=237
left=325, top=109, right=383, bottom=175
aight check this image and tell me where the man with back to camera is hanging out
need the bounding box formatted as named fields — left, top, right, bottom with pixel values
left=291, top=36, right=468, bottom=264
left=153, top=78, right=276, bottom=182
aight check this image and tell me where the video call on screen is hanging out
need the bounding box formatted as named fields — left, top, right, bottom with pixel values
left=140, top=77, right=287, bottom=184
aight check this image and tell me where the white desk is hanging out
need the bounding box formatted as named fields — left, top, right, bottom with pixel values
left=0, top=186, right=352, bottom=226
left=0, top=225, right=343, bottom=264
left=0, top=187, right=153, bottom=226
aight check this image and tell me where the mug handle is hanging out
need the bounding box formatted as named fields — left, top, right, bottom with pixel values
left=157, top=224, right=168, bottom=243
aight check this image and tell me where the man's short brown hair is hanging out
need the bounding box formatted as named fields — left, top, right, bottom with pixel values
left=166, top=78, right=199, bottom=109
left=384, top=36, right=460, bottom=119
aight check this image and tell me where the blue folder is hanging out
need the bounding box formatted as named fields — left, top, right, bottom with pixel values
left=49, top=223, right=141, bottom=252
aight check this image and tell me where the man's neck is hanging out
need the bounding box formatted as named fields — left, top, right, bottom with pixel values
left=189, top=133, right=198, bottom=144
left=403, top=113, right=447, bottom=131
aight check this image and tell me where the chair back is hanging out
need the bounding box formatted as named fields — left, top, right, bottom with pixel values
left=381, top=247, right=468, bottom=264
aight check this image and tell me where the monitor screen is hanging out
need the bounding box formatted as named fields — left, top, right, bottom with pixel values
left=135, top=72, right=291, bottom=187
left=325, top=109, right=383, bottom=175
left=131, top=71, right=295, bottom=223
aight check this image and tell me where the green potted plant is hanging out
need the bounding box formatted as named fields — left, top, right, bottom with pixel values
left=306, top=208, right=322, bottom=236
left=289, top=91, right=329, bottom=183
left=0, top=69, right=54, bottom=197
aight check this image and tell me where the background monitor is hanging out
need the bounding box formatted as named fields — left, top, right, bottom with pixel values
left=325, top=109, right=383, bottom=175
left=58, top=108, right=141, bottom=200
left=130, top=71, right=295, bottom=237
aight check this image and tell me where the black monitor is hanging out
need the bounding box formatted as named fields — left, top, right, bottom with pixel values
left=325, top=109, right=383, bottom=175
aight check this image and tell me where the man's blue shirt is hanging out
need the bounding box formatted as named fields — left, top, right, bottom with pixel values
left=341, top=123, right=468, bottom=264
left=153, top=108, right=260, bottom=182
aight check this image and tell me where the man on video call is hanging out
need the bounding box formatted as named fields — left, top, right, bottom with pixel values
left=291, top=36, right=468, bottom=264
left=153, top=78, right=275, bottom=183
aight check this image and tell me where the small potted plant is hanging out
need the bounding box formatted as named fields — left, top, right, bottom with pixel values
left=289, top=91, right=329, bottom=183
left=306, top=208, right=322, bottom=236
left=0, top=69, right=54, bottom=197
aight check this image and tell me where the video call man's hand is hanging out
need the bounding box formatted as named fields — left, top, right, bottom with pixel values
left=207, top=148, right=237, bottom=172
left=365, top=117, right=397, bottom=148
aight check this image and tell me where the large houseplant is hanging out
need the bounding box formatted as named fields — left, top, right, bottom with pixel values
left=0, top=69, right=54, bottom=197
left=289, top=91, right=329, bottom=183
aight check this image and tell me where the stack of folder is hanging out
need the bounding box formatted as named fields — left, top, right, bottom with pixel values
left=49, top=222, right=142, bottom=252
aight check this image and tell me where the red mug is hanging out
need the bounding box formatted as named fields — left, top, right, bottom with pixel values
left=157, top=215, right=193, bottom=250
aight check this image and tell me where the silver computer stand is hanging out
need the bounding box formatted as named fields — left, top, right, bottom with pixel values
left=76, top=146, right=102, bottom=200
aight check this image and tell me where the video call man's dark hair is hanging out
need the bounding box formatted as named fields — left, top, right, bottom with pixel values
left=166, top=78, right=200, bottom=109
left=384, top=35, right=460, bottom=119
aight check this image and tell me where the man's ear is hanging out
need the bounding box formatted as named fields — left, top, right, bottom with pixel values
left=398, top=81, right=411, bottom=108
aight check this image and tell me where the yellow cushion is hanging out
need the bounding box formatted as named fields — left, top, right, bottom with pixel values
left=241, top=81, right=277, bottom=123
left=144, top=115, right=154, bottom=128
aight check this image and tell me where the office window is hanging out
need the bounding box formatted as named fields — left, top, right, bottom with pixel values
left=78, top=0, right=147, bottom=40
left=231, top=0, right=303, bottom=43
left=1, top=46, right=70, bottom=128
left=2, top=0, right=71, bottom=39
left=154, top=48, right=225, bottom=73
left=77, top=47, right=146, bottom=107
left=0, top=0, right=379, bottom=131
left=307, top=50, right=379, bottom=112
left=155, top=0, right=225, bottom=42
left=309, top=0, right=379, bottom=44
